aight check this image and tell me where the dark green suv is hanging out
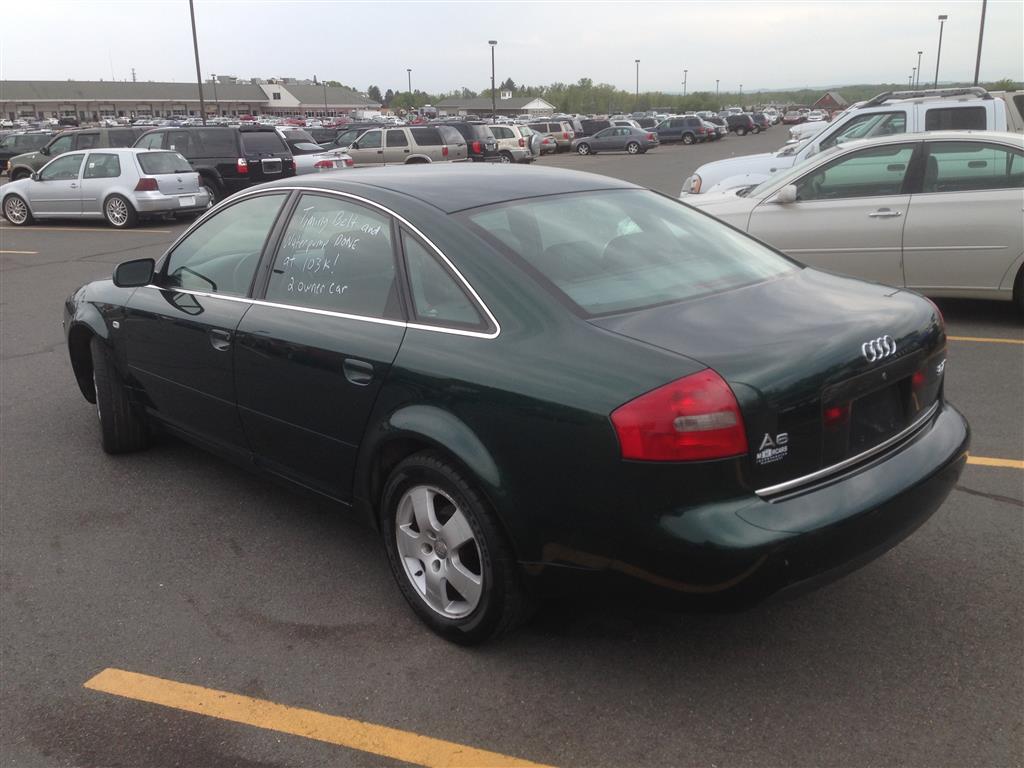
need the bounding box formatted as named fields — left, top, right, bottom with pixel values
left=6, top=127, right=147, bottom=180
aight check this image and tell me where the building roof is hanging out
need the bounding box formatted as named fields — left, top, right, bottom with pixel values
left=435, top=96, right=555, bottom=111
left=277, top=84, right=379, bottom=108
left=816, top=90, right=849, bottom=107
left=0, top=80, right=266, bottom=102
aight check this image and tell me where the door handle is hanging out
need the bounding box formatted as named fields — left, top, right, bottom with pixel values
left=208, top=328, right=232, bottom=351
left=376, top=150, right=383, bottom=154
left=70, top=183, right=78, bottom=188
left=403, top=149, right=410, bottom=153
left=343, top=358, right=374, bottom=386
left=868, top=208, right=902, bottom=218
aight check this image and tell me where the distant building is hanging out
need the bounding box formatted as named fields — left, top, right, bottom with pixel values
left=813, top=91, right=849, bottom=111
left=435, top=95, right=556, bottom=117
left=0, top=80, right=379, bottom=120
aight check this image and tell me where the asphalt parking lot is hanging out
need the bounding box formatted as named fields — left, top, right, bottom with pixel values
left=1, top=130, right=1021, bottom=767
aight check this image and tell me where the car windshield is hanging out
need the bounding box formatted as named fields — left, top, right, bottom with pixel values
left=138, top=151, right=192, bottom=174
left=465, top=189, right=795, bottom=316
left=290, top=141, right=325, bottom=153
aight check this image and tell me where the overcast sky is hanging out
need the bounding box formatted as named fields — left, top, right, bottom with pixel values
left=3, top=1, right=1021, bottom=94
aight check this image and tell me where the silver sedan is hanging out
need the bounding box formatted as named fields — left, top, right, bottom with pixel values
left=0, top=147, right=209, bottom=228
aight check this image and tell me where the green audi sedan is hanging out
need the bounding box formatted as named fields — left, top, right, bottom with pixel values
left=63, top=165, right=969, bottom=643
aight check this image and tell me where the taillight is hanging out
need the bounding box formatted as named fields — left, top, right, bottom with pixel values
left=134, top=177, right=158, bottom=192
left=344, top=157, right=354, bottom=167
left=237, top=158, right=248, bottom=175
left=518, top=137, right=525, bottom=147
left=646, top=133, right=655, bottom=141
left=824, top=403, right=851, bottom=428
left=471, top=140, right=482, bottom=154
left=562, top=132, right=569, bottom=139
left=442, top=145, right=449, bottom=157
left=313, top=159, right=334, bottom=169
left=611, top=369, right=747, bottom=461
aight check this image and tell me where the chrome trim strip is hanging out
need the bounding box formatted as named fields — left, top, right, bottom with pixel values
left=754, top=401, right=940, bottom=499
left=156, top=185, right=501, bottom=340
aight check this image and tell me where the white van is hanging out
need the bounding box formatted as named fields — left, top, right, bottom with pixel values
left=684, top=87, right=1010, bottom=195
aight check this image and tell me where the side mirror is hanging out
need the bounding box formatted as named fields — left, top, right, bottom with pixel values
left=775, top=185, right=798, bottom=204
left=350, top=142, right=359, bottom=150
left=113, top=258, right=155, bottom=288
left=39, top=146, right=50, bottom=156
left=30, top=172, right=40, bottom=182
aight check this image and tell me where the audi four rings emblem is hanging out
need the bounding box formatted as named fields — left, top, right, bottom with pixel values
left=861, top=335, right=897, bottom=363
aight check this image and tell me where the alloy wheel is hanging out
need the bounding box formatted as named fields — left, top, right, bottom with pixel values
left=4, top=196, right=28, bottom=224
left=394, top=485, right=483, bottom=619
left=106, top=197, right=129, bottom=227
left=577, top=144, right=590, bottom=155
left=627, top=142, right=640, bottom=154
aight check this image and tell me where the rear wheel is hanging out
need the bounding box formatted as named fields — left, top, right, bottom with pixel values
left=3, top=194, right=33, bottom=225
left=752, top=126, right=761, bottom=134
left=576, top=143, right=591, bottom=155
left=90, top=336, right=148, bottom=454
left=736, top=127, right=748, bottom=136
left=626, top=141, right=641, bottom=155
left=498, top=151, right=513, bottom=164
left=103, top=194, right=137, bottom=229
left=1015, top=266, right=1024, bottom=315
left=381, top=452, right=533, bottom=644
left=199, top=176, right=219, bottom=207
left=682, top=133, right=695, bottom=145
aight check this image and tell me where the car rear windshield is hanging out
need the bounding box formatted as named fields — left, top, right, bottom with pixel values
left=465, top=190, right=795, bottom=316
left=241, top=131, right=287, bottom=154
left=409, top=127, right=443, bottom=146
left=138, top=151, right=193, bottom=174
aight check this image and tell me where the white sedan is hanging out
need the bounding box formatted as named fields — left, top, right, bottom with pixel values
left=686, top=131, right=1024, bottom=309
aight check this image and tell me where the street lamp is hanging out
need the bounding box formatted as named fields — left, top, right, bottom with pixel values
left=915, top=51, right=923, bottom=87
left=407, top=68, right=412, bottom=95
left=934, top=14, right=948, bottom=88
left=715, top=79, right=720, bottom=107
left=187, top=0, right=207, bottom=125
left=683, top=69, right=688, bottom=98
left=911, top=67, right=916, bottom=89
left=909, top=73, right=914, bottom=86
left=210, top=73, right=219, bottom=117
left=489, top=40, right=497, bottom=121
left=321, top=77, right=328, bottom=118
left=973, top=0, right=988, bottom=85
left=635, top=59, right=640, bottom=104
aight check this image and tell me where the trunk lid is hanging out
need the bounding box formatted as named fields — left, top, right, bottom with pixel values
left=591, top=268, right=945, bottom=492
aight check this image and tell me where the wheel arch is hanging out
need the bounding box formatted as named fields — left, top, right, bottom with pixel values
left=67, top=318, right=105, bottom=403
left=404, top=154, right=431, bottom=164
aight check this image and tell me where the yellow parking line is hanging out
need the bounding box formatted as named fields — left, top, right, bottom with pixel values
left=0, top=226, right=172, bottom=234
left=0, top=249, right=37, bottom=254
left=967, top=456, right=1024, bottom=470
left=948, top=335, right=1024, bottom=345
left=85, top=668, right=554, bottom=768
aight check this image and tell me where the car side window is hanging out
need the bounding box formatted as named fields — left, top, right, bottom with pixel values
left=402, top=230, right=484, bottom=328
left=83, top=153, right=122, bottom=179
left=264, top=193, right=400, bottom=319
left=39, top=153, right=84, bottom=181
left=386, top=129, right=408, bottom=147
left=164, top=194, right=286, bottom=296
left=76, top=133, right=100, bottom=150
left=796, top=144, right=916, bottom=201
left=46, top=134, right=75, bottom=155
left=136, top=133, right=164, bottom=150
left=820, top=112, right=906, bottom=150
left=358, top=130, right=382, bottom=149
left=924, top=107, right=987, bottom=131
left=923, top=141, right=1024, bottom=193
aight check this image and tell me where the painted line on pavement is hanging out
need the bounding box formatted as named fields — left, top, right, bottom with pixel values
left=948, top=335, right=1023, bottom=346
left=85, top=668, right=554, bottom=768
left=0, top=226, right=172, bottom=234
left=967, top=456, right=1024, bottom=470
left=0, top=250, right=38, bottom=254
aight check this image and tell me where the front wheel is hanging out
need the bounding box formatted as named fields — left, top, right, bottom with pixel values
left=90, top=336, right=148, bottom=454
left=626, top=141, right=641, bottom=154
left=3, top=194, right=33, bottom=225
left=682, top=133, right=695, bottom=145
left=576, top=143, right=591, bottom=155
left=104, top=195, right=137, bottom=228
left=381, top=452, right=533, bottom=644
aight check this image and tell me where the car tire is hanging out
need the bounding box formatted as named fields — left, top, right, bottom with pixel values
left=199, top=177, right=220, bottom=207
left=10, top=169, right=31, bottom=182
left=576, top=143, right=591, bottom=155
left=90, top=336, right=148, bottom=454
left=498, top=151, right=513, bottom=164
left=2, top=194, right=33, bottom=226
left=103, top=194, right=137, bottom=229
left=380, top=451, right=534, bottom=645
left=626, top=141, right=641, bottom=154
left=752, top=126, right=761, bottom=134
left=737, top=127, right=748, bottom=136
left=682, top=133, right=695, bottom=145
left=1014, top=266, right=1024, bottom=316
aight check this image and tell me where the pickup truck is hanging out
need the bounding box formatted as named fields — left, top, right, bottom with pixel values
left=682, top=87, right=1010, bottom=196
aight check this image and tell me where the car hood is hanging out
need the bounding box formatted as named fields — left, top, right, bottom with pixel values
left=0, top=178, right=31, bottom=196
left=8, top=150, right=40, bottom=167
left=687, top=151, right=794, bottom=194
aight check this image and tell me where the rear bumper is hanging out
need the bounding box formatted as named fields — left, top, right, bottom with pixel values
left=529, top=402, right=969, bottom=609
left=133, top=189, right=210, bottom=214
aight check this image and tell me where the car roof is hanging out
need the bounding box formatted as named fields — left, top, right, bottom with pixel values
left=835, top=130, right=1024, bottom=152
left=257, top=164, right=638, bottom=213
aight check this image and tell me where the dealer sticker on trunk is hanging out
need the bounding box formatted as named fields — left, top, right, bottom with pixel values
left=756, top=432, right=789, bottom=465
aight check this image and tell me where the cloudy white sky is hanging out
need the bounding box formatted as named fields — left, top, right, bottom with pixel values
left=3, top=0, right=1022, bottom=94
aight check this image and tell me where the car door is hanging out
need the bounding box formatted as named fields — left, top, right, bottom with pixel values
left=123, top=193, right=289, bottom=454
left=79, top=152, right=123, bottom=216
left=383, top=128, right=411, bottom=164
left=902, top=139, right=1024, bottom=293
left=233, top=192, right=406, bottom=500
left=348, top=129, right=384, bottom=166
left=747, top=142, right=920, bottom=287
left=29, top=152, right=85, bottom=216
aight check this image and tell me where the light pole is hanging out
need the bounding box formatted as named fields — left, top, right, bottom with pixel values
left=739, top=83, right=743, bottom=106
left=934, top=14, right=948, bottom=88
left=489, top=40, right=497, bottom=121
left=407, top=68, right=412, bottom=96
left=973, top=0, right=987, bottom=85
left=715, top=79, right=719, bottom=107
left=911, top=68, right=916, bottom=89
left=909, top=74, right=914, bottom=86
left=635, top=59, right=640, bottom=105
left=683, top=69, right=688, bottom=98
left=915, top=51, right=923, bottom=87
left=321, top=77, right=328, bottom=118
left=210, top=74, right=219, bottom=117
left=187, top=0, right=207, bottom=125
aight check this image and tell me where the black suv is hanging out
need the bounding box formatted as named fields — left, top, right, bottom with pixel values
left=578, top=119, right=612, bottom=138
left=435, top=121, right=498, bottom=161
left=724, top=114, right=757, bottom=136
left=0, top=131, right=55, bottom=174
left=134, top=125, right=295, bottom=204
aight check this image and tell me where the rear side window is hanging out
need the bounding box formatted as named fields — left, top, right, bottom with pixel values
left=386, top=130, right=409, bottom=147
left=402, top=231, right=484, bottom=329
left=240, top=131, right=285, bottom=155
left=409, top=127, right=442, bottom=145
left=264, top=193, right=399, bottom=319
left=83, top=153, right=121, bottom=179
left=136, top=132, right=164, bottom=150
left=923, top=141, right=1024, bottom=192
left=109, top=129, right=138, bottom=146
left=466, top=189, right=794, bottom=316
left=165, top=194, right=286, bottom=296
left=77, top=133, right=100, bottom=150
left=138, top=151, right=192, bottom=175
left=924, top=106, right=987, bottom=131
